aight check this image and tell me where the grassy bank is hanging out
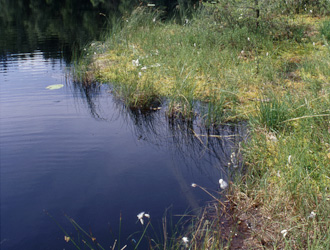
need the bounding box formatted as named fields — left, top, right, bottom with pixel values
left=75, top=3, right=330, bottom=249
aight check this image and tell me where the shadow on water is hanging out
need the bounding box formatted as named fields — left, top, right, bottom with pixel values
left=72, top=79, right=247, bottom=186
left=70, top=80, right=105, bottom=119
left=128, top=108, right=246, bottom=177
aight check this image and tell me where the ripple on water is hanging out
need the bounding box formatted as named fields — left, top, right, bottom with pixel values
left=1, top=46, right=246, bottom=250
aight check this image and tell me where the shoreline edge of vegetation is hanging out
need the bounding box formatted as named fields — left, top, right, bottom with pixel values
left=73, top=2, right=330, bottom=249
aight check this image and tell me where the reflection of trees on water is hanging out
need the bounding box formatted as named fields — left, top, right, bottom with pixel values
left=0, top=0, right=124, bottom=62
left=0, top=0, right=199, bottom=62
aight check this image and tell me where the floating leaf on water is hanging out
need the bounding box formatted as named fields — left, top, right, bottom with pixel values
left=46, top=84, right=64, bottom=90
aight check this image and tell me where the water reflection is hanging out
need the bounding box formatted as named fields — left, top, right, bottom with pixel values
left=0, top=0, right=118, bottom=62
left=0, top=51, right=246, bottom=250
left=70, top=81, right=105, bottom=119
left=130, top=111, right=246, bottom=187
left=70, top=81, right=247, bottom=223
left=0, top=0, right=201, bottom=64
left=72, top=79, right=246, bottom=187
left=1, top=1, right=241, bottom=248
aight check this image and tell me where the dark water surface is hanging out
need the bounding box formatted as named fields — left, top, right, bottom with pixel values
left=0, top=1, right=244, bottom=249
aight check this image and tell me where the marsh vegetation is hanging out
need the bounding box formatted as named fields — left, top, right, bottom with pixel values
left=71, top=0, right=330, bottom=249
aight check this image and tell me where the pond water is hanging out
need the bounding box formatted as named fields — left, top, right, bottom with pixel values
left=0, top=1, right=245, bottom=249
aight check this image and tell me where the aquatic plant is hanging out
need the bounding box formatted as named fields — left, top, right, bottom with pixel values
left=46, top=84, right=64, bottom=90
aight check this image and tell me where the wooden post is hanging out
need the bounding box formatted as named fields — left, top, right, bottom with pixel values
left=255, top=0, right=260, bottom=29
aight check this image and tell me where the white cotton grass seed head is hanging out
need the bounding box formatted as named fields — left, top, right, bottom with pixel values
left=182, top=237, right=189, bottom=247
left=182, top=237, right=189, bottom=243
left=230, top=152, right=235, bottom=161
left=308, top=211, right=316, bottom=219
left=132, top=59, right=140, bottom=67
left=277, top=171, right=281, bottom=178
left=137, top=212, right=144, bottom=219
left=269, top=134, right=278, bottom=142
left=219, top=179, right=228, bottom=189
left=137, top=212, right=150, bottom=225
left=137, top=212, right=145, bottom=225
left=281, top=229, right=288, bottom=238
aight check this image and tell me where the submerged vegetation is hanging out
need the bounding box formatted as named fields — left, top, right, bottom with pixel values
left=73, top=0, right=330, bottom=249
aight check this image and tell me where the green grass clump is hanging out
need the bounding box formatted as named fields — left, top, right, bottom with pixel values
left=320, top=19, right=330, bottom=41
left=243, top=110, right=330, bottom=248
left=78, top=6, right=276, bottom=117
left=255, top=94, right=292, bottom=131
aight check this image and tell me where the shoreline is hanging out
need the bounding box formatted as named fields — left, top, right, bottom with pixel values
left=75, top=5, right=330, bottom=249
